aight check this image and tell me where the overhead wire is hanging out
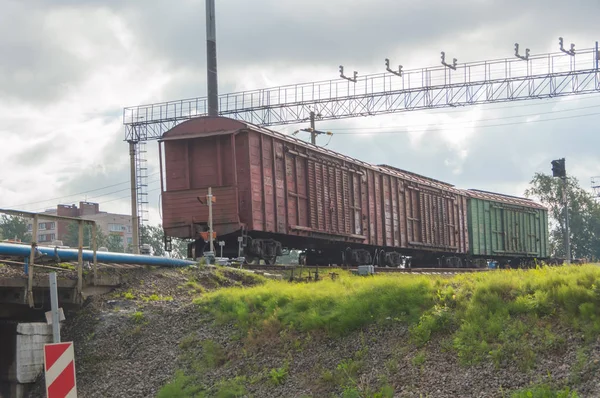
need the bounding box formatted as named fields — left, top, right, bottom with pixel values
left=98, top=187, right=161, bottom=205
left=26, top=181, right=162, bottom=213
left=331, top=111, right=600, bottom=135
left=323, top=102, right=600, bottom=131
left=3, top=172, right=160, bottom=209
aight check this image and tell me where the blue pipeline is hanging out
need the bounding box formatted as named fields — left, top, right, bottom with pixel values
left=0, top=242, right=197, bottom=267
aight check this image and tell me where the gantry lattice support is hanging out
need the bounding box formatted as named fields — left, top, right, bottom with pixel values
left=125, top=42, right=600, bottom=139
left=123, top=39, right=600, bottom=243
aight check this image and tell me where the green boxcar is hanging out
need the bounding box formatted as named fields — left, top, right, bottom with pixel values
left=466, top=190, right=550, bottom=259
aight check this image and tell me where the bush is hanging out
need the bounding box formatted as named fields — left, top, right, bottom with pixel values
left=196, top=265, right=600, bottom=368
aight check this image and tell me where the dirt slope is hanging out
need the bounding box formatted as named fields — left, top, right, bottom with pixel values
left=26, top=266, right=600, bottom=397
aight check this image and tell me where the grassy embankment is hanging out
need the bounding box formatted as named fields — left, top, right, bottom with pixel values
left=160, top=265, right=600, bottom=397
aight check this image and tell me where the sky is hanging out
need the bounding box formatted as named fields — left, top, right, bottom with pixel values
left=1, top=0, right=600, bottom=228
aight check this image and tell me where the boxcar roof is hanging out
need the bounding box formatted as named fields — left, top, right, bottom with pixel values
left=466, top=189, right=547, bottom=210
left=163, top=116, right=544, bottom=209
left=162, top=116, right=467, bottom=195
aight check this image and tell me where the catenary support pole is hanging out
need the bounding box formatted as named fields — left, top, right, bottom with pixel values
left=129, top=141, right=140, bottom=254
left=206, top=0, right=218, bottom=116
left=310, top=111, right=316, bottom=145
left=563, top=176, right=571, bottom=264
left=49, top=272, right=61, bottom=343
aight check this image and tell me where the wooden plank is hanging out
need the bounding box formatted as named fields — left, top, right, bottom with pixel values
left=186, top=140, right=192, bottom=189
left=217, top=137, right=222, bottom=186
left=294, top=155, right=300, bottom=226
left=231, top=134, right=239, bottom=222
left=309, top=160, right=317, bottom=228
left=260, top=134, right=267, bottom=230
left=271, top=137, right=278, bottom=232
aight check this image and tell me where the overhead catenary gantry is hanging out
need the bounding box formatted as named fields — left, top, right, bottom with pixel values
left=123, top=38, right=600, bottom=249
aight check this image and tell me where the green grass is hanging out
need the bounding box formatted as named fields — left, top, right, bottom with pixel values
left=131, top=311, right=144, bottom=324
left=157, top=371, right=247, bottom=398
left=196, top=269, right=433, bottom=335
left=510, top=384, right=579, bottom=397
left=140, top=293, right=173, bottom=302
left=196, top=265, right=600, bottom=370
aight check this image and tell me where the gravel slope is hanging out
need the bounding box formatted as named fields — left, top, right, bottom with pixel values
left=24, top=266, right=600, bottom=397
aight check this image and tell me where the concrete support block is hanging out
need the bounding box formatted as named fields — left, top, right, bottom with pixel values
left=11, top=323, right=54, bottom=383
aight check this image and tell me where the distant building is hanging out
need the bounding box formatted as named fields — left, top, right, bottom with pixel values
left=26, top=201, right=133, bottom=249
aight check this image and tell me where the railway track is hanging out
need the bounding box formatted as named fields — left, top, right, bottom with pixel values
left=242, top=264, right=489, bottom=275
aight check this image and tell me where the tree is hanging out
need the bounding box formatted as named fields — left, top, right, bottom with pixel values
left=0, top=215, right=32, bottom=243
left=140, top=225, right=165, bottom=256
left=525, top=173, right=600, bottom=260
left=140, top=224, right=189, bottom=258
left=107, top=234, right=125, bottom=253
left=171, top=237, right=191, bottom=259
left=63, top=222, right=108, bottom=249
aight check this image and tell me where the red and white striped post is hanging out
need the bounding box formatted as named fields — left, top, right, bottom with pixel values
left=43, top=342, right=77, bottom=398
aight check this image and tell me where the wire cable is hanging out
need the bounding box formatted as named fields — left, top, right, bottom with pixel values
left=331, top=111, right=600, bottom=135
left=324, top=103, right=600, bottom=131
left=98, top=187, right=161, bottom=205
left=2, top=172, right=159, bottom=209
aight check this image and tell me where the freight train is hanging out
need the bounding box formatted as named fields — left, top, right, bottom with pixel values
left=158, top=116, right=550, bottom=268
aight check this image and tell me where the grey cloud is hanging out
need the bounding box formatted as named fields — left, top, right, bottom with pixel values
left=0, top=1, right=138, bottom=104
left=11, top=136, right=64, bottom=167
left=100, top=0, right=600, bottom=75
left=0, top=1, right=83, bottom=103
left=54, top=128, right=131, bottom=197
left=4, top=0, right=599, bottom=106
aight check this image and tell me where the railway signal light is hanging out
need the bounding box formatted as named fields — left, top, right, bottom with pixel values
left=551, top=158, right=566, bottom=178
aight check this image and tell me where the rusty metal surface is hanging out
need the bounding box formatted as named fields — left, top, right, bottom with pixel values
left=465, top=189, right=547, bottom=210
left=160, top=116, right=474, bottom=255
left=162, top=126, right=242, bottom=238
left=154, top=118, right=551, bottom=260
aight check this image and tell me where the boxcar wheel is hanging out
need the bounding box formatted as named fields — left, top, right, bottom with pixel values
left=264, top=256, right=277, bottom=265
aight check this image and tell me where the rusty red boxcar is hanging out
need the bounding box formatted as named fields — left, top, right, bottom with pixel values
left=159, top=116, right=469, bottom=266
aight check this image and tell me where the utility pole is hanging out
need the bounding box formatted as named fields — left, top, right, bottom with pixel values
left=310, top=111, right=316, bottom=145
left=551, top=158, right=570, bottom=264
left=562, top=176, right=571, bottom=264
left=292, top=111, right=332, bottom=146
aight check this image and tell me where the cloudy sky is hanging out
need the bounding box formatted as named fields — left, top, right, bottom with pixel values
left=1, top=0, right=599, bottom=228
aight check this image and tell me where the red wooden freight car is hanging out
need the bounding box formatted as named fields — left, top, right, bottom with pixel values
left=159, top=116, right=469, bottom=266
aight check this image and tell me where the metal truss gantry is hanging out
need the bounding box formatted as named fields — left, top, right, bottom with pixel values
left=124, top=39, right=600, bottom=245
left=592, top=177, right=600, bottom=200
